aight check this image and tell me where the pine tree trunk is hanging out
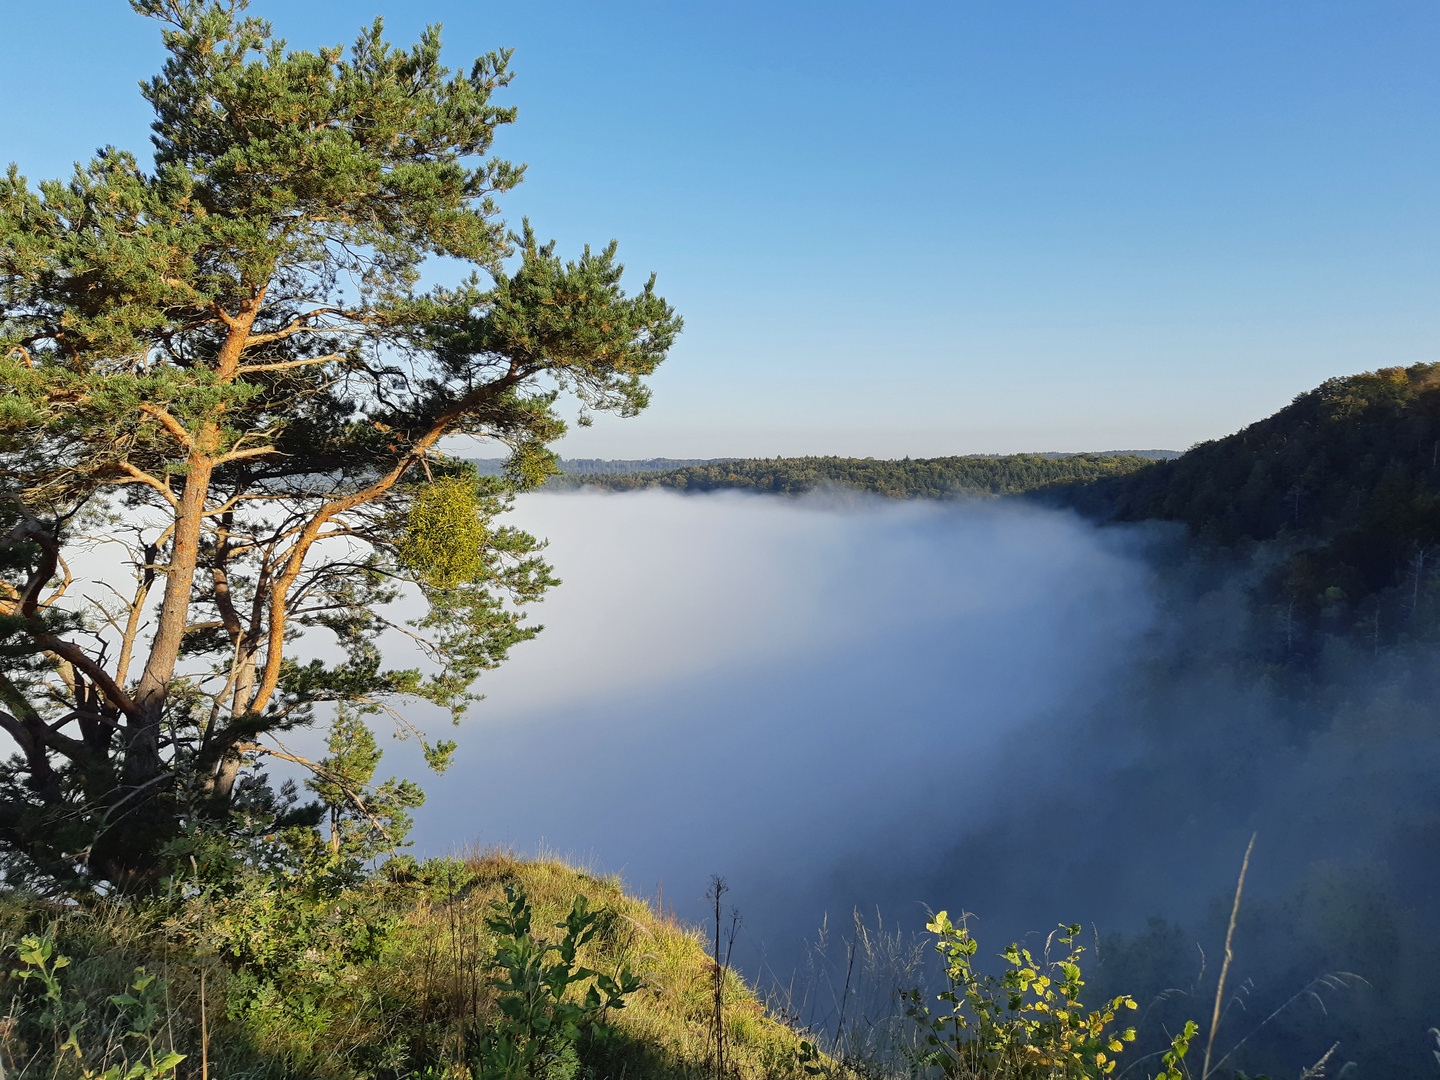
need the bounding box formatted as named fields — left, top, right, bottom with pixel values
left=125, top=453, right=215, bottom=787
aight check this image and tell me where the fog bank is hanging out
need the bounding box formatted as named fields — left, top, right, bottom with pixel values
left=388, top=488, right=1440, bottom=1071
left=411, top=490, right=1168, bottom=947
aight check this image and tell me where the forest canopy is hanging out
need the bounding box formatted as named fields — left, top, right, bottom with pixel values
left=549, top=453, right=1159, bottom=499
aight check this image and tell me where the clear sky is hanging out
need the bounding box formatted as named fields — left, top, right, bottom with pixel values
left=3, top=1, right=1436, bottom=456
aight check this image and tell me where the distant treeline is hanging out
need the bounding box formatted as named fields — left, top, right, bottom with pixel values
left=546, top=453, right=1160, bottom=498
left=529, top=364, right=1440, bottom=653
left=469, top=456, right=737, bottom=476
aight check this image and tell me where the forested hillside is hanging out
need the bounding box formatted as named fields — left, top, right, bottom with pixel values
left=1047, top=363, right=1440, bottom=647
left=551, top=453, right=1156, bottom=498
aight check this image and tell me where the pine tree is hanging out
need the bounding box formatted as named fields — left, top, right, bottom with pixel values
left=0, top=0, right=679, bottom=887
left=307, top=709, right=424, bottom=862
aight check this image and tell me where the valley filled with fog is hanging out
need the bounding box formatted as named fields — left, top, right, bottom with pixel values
left=409, top=488, right=1160, bottom=935
left=19, top=483, right=1437, bottom=1070
left=378, top=487, right=1440, bottom=1073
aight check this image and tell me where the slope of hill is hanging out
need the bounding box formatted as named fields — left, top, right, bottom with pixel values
left=0, top=852, right=824, bottom=1080
left=1049, top=363, right=1440, bottom=642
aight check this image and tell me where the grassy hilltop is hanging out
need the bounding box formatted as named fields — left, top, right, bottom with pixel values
left=0, top=843, right=1195, bottom=1079
left=0, top=851, right=822, bottom=1080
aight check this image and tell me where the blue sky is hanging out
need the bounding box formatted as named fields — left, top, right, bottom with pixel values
left=3, top=1, right=1436, bottom=456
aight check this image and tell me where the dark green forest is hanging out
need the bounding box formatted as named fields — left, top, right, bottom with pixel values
left=1045, top=363, right=1440, bottom=653
left=1054, top=363, right=1440, bottom=548
left=471, top=457, right=738, bottom=476
left=549, top=453, right=1156, bottom=498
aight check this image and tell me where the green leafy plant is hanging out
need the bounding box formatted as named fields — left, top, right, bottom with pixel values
left=9, top=932, right=184, bottom=1080
left=97, top=970, right=187, bottom=1080
left=903, top=913, right=1142, bottom=1079
left=474, top=884, right=641, bottom=1080
left=400, top=476, right=494, bottom=589
left=796, top=1038, right=827, bottom=1076
left=14, top=930, right=89, bottom=1064
left=1153, top=1020, right=1198, bottom=1080
left=154, top=824, right=397, bottom=1057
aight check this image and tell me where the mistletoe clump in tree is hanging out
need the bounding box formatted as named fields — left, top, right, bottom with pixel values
left=0, top=0, right=679, bottom=887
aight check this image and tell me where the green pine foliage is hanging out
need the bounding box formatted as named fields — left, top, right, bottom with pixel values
left=0, top=0, right=679, bottom=887
left=306, top=711, right=425, bottom=861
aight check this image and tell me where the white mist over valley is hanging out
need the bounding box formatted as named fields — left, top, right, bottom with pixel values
left=380, top=485, right=1440, bottom=1039
left=407, top=489, right=1158, bottom=928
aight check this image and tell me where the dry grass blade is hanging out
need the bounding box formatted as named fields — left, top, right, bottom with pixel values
left=1298, top=1040, right=1341, bottom=1079
left=1203, top=832, right=1256, bottom=1080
